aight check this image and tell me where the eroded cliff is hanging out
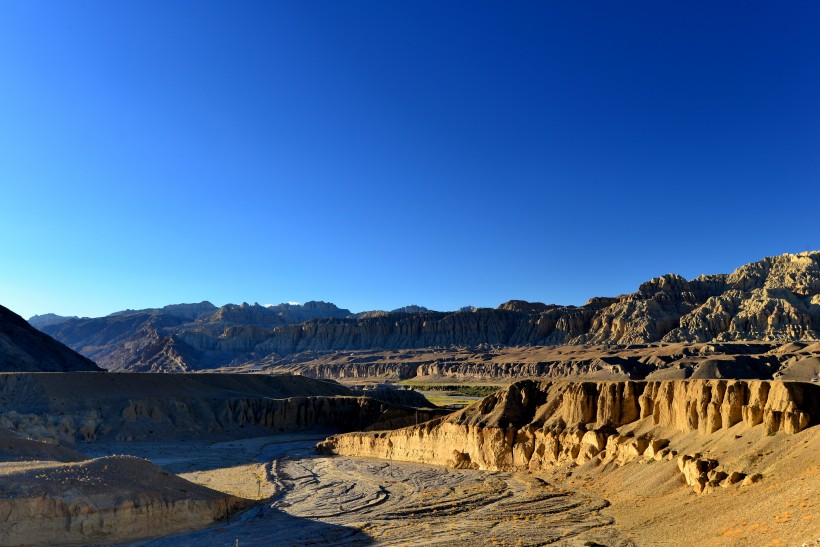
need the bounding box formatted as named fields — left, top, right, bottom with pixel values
left=0, top=373, right=444, bottom=444
left=319, top=379, right=820, bottom=493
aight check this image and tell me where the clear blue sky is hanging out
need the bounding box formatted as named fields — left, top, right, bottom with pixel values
left=1, top=1, right=819, bottom=319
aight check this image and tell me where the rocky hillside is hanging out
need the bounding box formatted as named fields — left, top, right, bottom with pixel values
left=37, top=252, right=820, bottom=372
left=318, top=377, right=820, bottom=545
left=0, top=305, right=101, bottom=372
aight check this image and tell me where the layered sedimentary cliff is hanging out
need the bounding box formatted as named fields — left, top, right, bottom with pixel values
left=34, top=252, right=820, bottom=373
left=0, top=373, right=444, bottom=444
left=319, top=380, right=820, bottom=491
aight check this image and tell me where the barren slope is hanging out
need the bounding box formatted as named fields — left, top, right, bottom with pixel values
left=0, top=305, right=100, bottom=372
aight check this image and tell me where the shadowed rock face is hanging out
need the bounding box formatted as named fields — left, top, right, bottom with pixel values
left=0, top=305, right=101, bottom=372
left=35, top=251, right=820, bottom=372
left=0, top=373, right=445, bottom=444
left=319, top=380, right=820, bottom=471
left=38, top=301, right=353, bottom=371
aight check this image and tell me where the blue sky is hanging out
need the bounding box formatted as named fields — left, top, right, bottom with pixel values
left=1, top=1, right=819, bottom=319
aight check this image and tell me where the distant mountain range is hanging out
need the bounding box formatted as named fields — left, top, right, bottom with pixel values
left=26, top=251, right=820, bottom=372
left=28, top=313, right=79, bottom=330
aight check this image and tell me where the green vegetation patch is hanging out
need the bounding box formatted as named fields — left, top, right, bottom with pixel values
left=404, top=384, right=502, bottom=398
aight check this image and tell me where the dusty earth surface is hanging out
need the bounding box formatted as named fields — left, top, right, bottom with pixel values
left=119, top=429, right=819, bottom=547
left=575, top=421, right=820, bottom=546
left=110, top=435, right=629, bottom=547
left=0, top=452, right=252, bottom=547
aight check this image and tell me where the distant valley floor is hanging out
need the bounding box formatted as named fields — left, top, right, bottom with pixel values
left=222, top=341, right=820, bottom=384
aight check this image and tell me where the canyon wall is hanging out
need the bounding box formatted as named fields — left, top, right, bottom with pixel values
left=0, top=373, right=444, bottom=444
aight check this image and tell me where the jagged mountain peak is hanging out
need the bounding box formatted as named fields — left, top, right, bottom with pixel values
left=28, top=313, right=78, bottom=329
left=390, top=305, right=430, bottom=314
left=497, top=300, right=552, bottom=313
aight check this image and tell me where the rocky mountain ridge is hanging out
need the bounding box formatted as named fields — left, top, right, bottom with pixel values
left=27, top=313, right=78, bottom=329
left=36, top=251, right=820, bottom=372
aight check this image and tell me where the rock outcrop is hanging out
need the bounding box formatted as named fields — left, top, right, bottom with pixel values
left=0, top=305, right=101, bottom=372
left=318, top=380, right=820, bottom=475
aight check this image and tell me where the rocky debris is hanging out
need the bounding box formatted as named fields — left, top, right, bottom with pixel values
left=676, top=454, right=748, bottom=494
left=0, top=305, right=101, bottom=372
left=33, top=251, right=820, bottom=372
left=319, top=380, right=819, bottom=487
left=741, top=472, right=764, bottom=486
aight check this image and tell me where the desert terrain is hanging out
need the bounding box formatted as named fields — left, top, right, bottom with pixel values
left=0, top=375, right=816, bottom=545
left=0, top=252, right=818, bottom=545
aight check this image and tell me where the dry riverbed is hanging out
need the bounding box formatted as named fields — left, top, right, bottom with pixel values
left=86, top=435, right=630, bottom=546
